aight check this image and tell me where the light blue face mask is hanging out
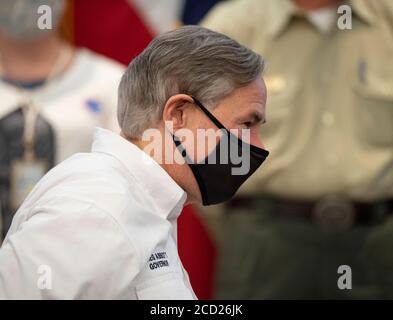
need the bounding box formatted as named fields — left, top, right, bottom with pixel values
left=0, top=0, right=65, bottom=40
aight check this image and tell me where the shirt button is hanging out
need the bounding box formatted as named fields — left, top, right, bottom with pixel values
left=322, top=112, right=335, bottom=127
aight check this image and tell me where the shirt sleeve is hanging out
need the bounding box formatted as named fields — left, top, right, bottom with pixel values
left=0, top=198, right=141, bottom=299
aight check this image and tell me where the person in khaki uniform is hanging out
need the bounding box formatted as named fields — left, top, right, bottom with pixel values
left=201, top=0, right=393, bottom=299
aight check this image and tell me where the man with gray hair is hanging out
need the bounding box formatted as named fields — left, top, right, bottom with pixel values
left=0, top=26, right=269, bottom=299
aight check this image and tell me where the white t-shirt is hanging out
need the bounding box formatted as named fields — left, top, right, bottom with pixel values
left=306, top=7, right=337, bottom=34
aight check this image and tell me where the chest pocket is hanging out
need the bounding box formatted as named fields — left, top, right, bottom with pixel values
left=261, top=73, right=302, bottom=142
left=135, top=272, right=194, bottom=300
left=352, top=59, right=393, bottom=148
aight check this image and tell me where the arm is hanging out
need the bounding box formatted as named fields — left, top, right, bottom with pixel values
left=0, top=200, right=140, bottom=299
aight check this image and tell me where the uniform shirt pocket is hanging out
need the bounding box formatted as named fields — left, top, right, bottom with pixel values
left=135, top=272, right=194, bottom=300
left=261, top=73, right=303, bottom=140
left=352, top=66, right=393, bottom=148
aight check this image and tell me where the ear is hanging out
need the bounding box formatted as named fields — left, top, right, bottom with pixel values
left=162, top=94, right=194, bottom=132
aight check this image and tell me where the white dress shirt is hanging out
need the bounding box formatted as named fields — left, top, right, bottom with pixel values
left=0, top=127, right=196, bottom=300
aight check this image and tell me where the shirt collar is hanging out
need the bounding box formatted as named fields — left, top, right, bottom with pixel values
left=267, top=0, right=374, bottom=39
left=265, top=0, right=297, bottom=39
left=350, top=0, right=375, bottom=26
left=91, top=127, right=187, bottom=220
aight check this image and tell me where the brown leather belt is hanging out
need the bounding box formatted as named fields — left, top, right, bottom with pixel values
left=228, top=195, right=393, bottom=229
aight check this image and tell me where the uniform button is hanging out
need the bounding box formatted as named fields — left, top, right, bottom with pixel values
left=265, top=75, right=287, bottom=94
left=322, top=112, right=335, bottom=127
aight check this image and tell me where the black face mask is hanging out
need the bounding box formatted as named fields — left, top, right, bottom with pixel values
left=173, top=96, right=269, bottom=206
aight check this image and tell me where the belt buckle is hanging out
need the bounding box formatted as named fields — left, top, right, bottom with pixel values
left=312, top=195, right=355, bottom=229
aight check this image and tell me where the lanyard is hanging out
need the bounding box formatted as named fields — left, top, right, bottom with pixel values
left=0, top=45, right=73, bottom=159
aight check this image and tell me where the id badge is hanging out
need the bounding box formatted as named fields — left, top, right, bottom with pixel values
left=10, top=158, right=47, bottom=210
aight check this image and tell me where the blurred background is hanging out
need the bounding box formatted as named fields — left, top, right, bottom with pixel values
left=0, top=0, right=392, bottom=299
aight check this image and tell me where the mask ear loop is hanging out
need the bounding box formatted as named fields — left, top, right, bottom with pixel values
left=191, top=96, right=270, bottom=158
left=190, top=96, right=228, bottom=131
left=191, top=96, right=241, bottom=154
left=172, top=135, right=194, bottom=164
left=172, top=96, right=227, bottom=157
left=190, top=95, right=232, bottom=146
left=171, top=125, right=210, bottom=205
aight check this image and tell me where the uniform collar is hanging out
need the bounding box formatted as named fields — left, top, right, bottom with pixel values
left=350, top=0, right=375, bottom=26
left=267, top=0, right=374, bottom=39
left=91, top=127, right=187, bottom=220
left=265, top=0, right=297, bottom=39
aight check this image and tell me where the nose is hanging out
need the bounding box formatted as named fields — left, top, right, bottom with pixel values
left=250, top=131, right=264, bottom=149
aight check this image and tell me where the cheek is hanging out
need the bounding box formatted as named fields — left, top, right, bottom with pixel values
left=187, top=110, right=211, bottom=132
left=183, top=115, right=221, bottom=162
left=250, top=129, right=264, bottom=148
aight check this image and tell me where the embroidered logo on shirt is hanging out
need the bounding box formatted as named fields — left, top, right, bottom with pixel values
left=148, top=251, right=169, bottom=270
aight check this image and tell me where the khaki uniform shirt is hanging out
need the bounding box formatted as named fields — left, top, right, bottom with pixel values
left=202, top=0, right=393, bottom=201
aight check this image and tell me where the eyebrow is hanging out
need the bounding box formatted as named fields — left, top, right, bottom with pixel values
left=247, top=111, right=266, bottom=125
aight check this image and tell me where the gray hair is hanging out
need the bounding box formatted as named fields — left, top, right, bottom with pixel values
left=117, top=25, right=264, bottom=138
